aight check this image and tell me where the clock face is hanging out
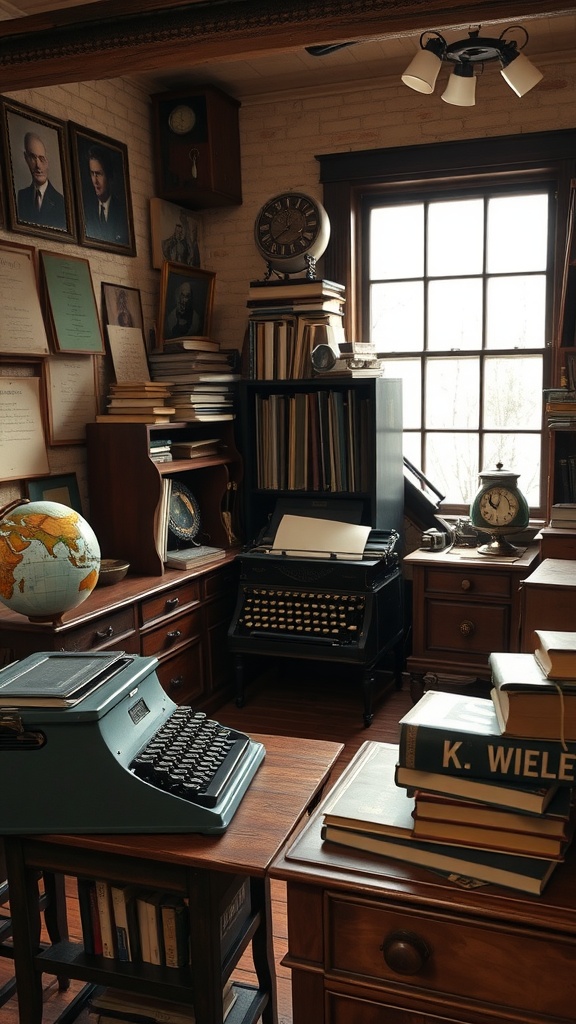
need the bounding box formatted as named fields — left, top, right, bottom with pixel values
left=168, top=104, right=197, bottom=135
left=254, top=192, right=330, bottom=273
left=478, top=487, right=520, bottom=527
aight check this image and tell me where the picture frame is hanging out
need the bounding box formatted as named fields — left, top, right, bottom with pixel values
left=149, top=197, right=202, bottom=270
left=0, top=239, right=50, bottom=357
left=26, top=471, right=83, bottom=514
left=0, top=97, right=77, bottom=243
left=43, top=354, right=99, bottom=445
left=39, top=250, right=106, bottom=356
left=101, top=282, right=144, bottom=332
left=158, top=263, right=215, bottom=346
left=68, top=122, right=136, bottom=256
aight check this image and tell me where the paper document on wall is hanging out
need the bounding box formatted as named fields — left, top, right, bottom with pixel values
left=270, top=514, right=371, bottom=559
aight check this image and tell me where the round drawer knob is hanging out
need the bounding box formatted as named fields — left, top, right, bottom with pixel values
left=460, top=619, right=475, bottom=637
left=381, top=930, right=429, bottom=974
left=461, top=578, right=472, bottom=591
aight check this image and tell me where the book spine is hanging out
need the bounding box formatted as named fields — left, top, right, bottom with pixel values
left=399, top=723, right=576, bottom=786
left=76, top=878, right=95, bottom=955
left=161, top=899, right=190, bottom=967
left=95, top=880, right=115, bottom=958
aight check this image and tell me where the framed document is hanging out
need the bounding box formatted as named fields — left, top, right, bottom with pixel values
left=0, top=373, right=49, bottom=481
left=39, top=251, right=105, bottom=355
left=44, top=354, right=98, bottom=445
left=0, top=240, right=49, bottom=357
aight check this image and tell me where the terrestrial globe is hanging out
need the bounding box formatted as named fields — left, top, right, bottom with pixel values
left=0, top=499, right=101, bottom=624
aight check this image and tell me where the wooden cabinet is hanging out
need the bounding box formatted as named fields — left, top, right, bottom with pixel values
left=520, top=557, right=576, bottom=652
left=86, top=420, right=242, bottom=576
left=0, top=560, right=238, bottom=710
left=404, top=546, right=540, bottom=697
left=237, top=377, right=403, bottom=547
left=272, top=741, right=576, bottom=1024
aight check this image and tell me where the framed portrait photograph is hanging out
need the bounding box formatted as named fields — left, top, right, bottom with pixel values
left=68, top=122, right=136, bottom=256
left=0, top=97, right=76, bottom=243
left=101, top=283, right=144, bottom=331
left=26, top=472, right=83, bottom=514
left=158, top=264, right=215, bottom=346
left=150, top=197, right=202, bottom=270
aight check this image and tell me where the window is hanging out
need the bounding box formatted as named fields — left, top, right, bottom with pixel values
left=364, top=186, right=553, bottom=512
left=318, top=129, right=576, bottom=521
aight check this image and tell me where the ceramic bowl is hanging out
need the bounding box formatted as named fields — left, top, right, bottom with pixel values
left=97, top=558, right=130, bottom=586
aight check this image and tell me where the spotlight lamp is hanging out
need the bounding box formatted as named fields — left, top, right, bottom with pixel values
left=401, top=25, right=543, bottom=106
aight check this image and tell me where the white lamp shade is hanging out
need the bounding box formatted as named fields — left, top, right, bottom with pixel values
left=501, top=52, right=543, bottom=97
left=441, top=70, right=477, bottom=106
left=401, top=49, right=442, bottom=94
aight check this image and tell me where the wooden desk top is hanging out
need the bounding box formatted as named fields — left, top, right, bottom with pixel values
left=403, top=544, right=540, bottom=570
left=23, top=734, right=343, bottom=878
left=521, top=557, right=576, bottom=588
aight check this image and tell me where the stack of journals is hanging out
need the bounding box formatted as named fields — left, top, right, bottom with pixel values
left=96, top=382, right=176, bottom=424
left=89, top=979, right=236, bottom=1023
left=549, top=503, right=576, bottom=529
left=149, top=343, right=240, bottom=421
left=322, top=635, right=576, bottom=894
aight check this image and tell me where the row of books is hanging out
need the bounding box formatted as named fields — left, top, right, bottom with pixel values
left=253, top=387, right=373, bottom=492
left=88, top=978, right=236, bottom=1023
left=321, top=630, right=576, bottom=895
left=553, top=450, right=576, bottom=503
left=544, top=386, right=576, bottom=431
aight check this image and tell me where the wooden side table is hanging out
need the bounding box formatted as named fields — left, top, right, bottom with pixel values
left=520, top=557, right=576, bottom=651
left=403, top=544, right=540, bottom=700
left=5, top=733, right=343, bottom=1024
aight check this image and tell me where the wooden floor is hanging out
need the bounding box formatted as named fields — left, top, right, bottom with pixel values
left=1, top=664, right=412, bottom=1024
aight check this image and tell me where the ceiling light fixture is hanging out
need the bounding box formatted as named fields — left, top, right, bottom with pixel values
left=401, top=25, right=543, bottom=106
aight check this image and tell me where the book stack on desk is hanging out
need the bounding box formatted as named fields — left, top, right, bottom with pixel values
left=321, top=636, right=576, bottom=894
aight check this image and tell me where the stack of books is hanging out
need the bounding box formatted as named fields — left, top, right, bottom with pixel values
left=246, top=278, right=346, bottom=380
left=89, top=978, right=237, bottom=1023
left=149, top=340, right=240, bottom=422
left=321, top=630, right=576, bottom=895
left=549, top=503, right=576, bottom=529
left=96, top=382, right=176, bottom=424
left=544, top=386, right=576, bottom=431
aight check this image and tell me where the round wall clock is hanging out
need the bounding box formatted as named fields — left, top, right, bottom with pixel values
left=469, top=462, right=529, bottom=556
left=168, top=104, right=197, bottom=135
left=254, top=191, right=330, bottom=277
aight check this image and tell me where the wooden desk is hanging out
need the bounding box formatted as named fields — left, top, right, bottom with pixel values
left=4, top=734, right=343, bottom=1024
left=520, top=557, right=576, bottom=651
left=272, top=741, right=576, bottom=1024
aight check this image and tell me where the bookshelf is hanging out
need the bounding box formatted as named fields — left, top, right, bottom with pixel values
left=236, top=377, right=403, bottom=547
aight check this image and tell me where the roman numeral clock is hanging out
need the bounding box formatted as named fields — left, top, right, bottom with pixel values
left=254, top=191, right=331, bottom=279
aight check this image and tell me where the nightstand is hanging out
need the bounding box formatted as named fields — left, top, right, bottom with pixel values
left=404, top=544, right=540, bottom=701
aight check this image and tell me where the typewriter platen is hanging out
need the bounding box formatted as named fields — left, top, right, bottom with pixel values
left=0, top=652, right=265, bottom=835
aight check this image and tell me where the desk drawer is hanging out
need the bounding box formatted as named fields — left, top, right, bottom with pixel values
left=426, top=600, right=508, bottom=656
left=142, top=608, right=202, bottom=658
left=59, top=607, right=136, bottom=652
left=156, top=640, right=204, bottom=704
left=327, top=894, right=576, bottom=1019
left=425, top=568, right=511, bottom=599
left=141, top=580, right=201, bottom=625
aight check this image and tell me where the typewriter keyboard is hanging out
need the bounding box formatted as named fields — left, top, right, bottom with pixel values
left=129, top=708, right=251, bottom=807
left=235, top=586, right=366, bottom=645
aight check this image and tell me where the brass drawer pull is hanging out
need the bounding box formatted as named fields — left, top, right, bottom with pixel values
left=460, top=619, right=475, bottom=637
left=381, top=930, right=430, bottom=975
left=95, top=626, right=114, bottom=640
left=461, top=578, right=472, bottom=591
left=166, top=630, right=182, bottom=643
left=166, top=597, right=180, bottom=610
left=169, top=674, right=184, bottom=690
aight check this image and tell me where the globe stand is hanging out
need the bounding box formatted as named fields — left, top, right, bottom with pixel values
left=28, top=614, right=65, bottom=626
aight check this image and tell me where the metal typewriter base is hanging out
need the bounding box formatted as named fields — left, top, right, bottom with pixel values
left=233, top=632, right=404, bottom=727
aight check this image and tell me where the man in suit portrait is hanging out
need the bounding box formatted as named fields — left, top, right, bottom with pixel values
left=17, top=131, right=67, bottom=230
left=164, top=279, right=203, bottom=338
left=84, top=144, right=129, bottom=245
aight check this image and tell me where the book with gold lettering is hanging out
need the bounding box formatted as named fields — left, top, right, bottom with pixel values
left=398, top=690, right=576, bottom=787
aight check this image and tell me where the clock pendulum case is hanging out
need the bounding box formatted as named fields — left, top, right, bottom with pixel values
left=469, top=463, right=530, bottom=556
left=254, top=191, right=331, bottom=279
left=150, top=86, right=242, bottom=208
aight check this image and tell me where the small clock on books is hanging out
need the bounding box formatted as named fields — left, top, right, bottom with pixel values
left=469, top=463, right=529, bottom=556
left=254, top=191, right=330, bottom=279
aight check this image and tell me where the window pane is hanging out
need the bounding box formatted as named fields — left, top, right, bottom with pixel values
left=428, top=199, right=484, bottom=276
left=381, top=358, right=421, bottom=428
left=487, top=194, right=548, bottom=273
left=481, top=434, right=541, bottom=507
left=426, top=433, right=479, bottom=505
left=428, top=278, right=483, bottom=350
left=402, top=432, right=421, bottom=467
left=370, top=205, right=424, bottom=279
left=425, top=358, right=480, bottom=428
left=483, top=355, right=543, bottom=429
left=486, top=275, right=546, bottom=349
left=371, top=281, right=423, bottom=351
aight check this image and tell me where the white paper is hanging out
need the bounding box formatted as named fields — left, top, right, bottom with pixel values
left=0, top=377, right=49, bottom=480
left=107, top=325, right=150, bottom=382
left=271, top=514, right=371, bottom=559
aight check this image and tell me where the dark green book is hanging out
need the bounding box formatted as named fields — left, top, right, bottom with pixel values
left=398, top=690, right=576, bottom=787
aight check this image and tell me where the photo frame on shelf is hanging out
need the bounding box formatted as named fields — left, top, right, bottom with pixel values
left=149, top=198, right=202, bottom=270
left=39, top=250, right=106, bottom=355
left=101, top=282, right=144, bottom=332
left=0, top=97, right=76, bottom=243
left=26, top=471, right=83, bottom=514
left=68, top=122, right=136, bottom=256
left=0, top=239, right=50, bottom=357
left=158, top=263, right=215, bottom=346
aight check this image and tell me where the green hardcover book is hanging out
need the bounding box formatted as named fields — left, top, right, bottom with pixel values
left=398, top=690, right=576, bottom=787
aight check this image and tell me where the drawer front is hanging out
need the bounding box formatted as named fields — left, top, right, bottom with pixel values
left=156, top=640, right=204, bottom=704
left=203, top=563, right=238, bottom=601
left=58, top=607, right=136, bottom=652
left=327, top=895, right=576, bottom=1019
left=141, top=580, right=201, bottom=625
left=141, top=608, right=202, bottom=657
left=425, top=601, right=508, bottom=657
left=425, top=568, right=511, bottom=599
